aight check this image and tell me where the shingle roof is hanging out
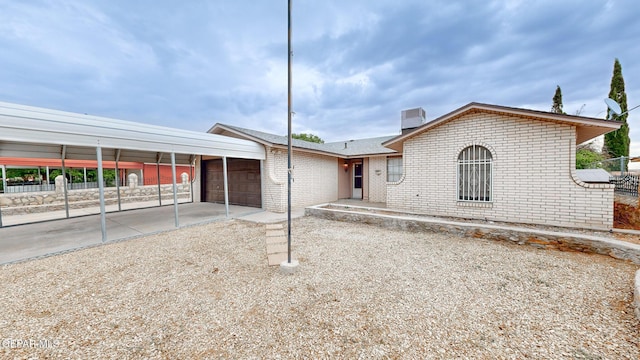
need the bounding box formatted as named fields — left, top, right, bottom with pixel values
left=211, top=124, right=397, bottom=157
left=383, top=102, right=621, bottom=151
left=323, top=136, right=397, bottom=156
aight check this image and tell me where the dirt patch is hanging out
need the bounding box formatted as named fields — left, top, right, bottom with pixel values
left=615, top=202, right=640, bottom=230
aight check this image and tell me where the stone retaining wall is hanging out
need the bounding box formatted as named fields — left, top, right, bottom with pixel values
left=0, top=184, right=191, bottom=216
left=306, top=204, right=640, bottom=265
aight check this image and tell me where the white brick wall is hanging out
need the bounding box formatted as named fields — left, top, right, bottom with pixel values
left=263, top=146, right=338, bottom=212
left=368, top=156, right=387, bottom=203
left=387, top=113, right=615, bottom=229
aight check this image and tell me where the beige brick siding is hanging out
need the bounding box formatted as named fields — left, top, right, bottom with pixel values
left=193, top=156, right=202, bottom=202
left=387, top=113, right=615, bottom=229
left=263, top=146, right=338, bottom=212
left=368, top=156, right=387, bottom=203
left=263, top=147, right=287, bottom=212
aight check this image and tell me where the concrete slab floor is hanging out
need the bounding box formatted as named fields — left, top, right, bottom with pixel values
left=0, top=202, right=296, bottom=265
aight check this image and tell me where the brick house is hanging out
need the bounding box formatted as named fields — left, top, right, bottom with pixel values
left=207, top=102, right=620, bottom=229
left=207, top=124, right=396, bottom=211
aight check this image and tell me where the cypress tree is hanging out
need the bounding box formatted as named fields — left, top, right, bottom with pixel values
left=551, top=85, right=564, bottom=114
left=604, top=58, right=630, bottom=158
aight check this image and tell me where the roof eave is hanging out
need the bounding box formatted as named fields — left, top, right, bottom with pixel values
left=382, top=102, right=622, bottom=149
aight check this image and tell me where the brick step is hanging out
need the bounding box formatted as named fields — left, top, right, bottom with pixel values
left=265, top=223, right=290, bottom=266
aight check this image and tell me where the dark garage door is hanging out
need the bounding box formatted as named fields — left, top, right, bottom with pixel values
left=202, top=159, right=262, bottom=208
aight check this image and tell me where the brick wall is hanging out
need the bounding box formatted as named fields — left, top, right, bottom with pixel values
left=387, top=112, right=615, bottom=229
left=368, top=156, right=387, bottom=203
left=263, top=146, right=338, bottom=212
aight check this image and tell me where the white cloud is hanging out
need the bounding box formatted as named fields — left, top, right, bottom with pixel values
left=0, top=1, right=157, bottom=88
left=0, top=0, right=638, bottom=151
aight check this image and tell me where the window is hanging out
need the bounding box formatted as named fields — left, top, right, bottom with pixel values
left=387, top=157, right=402, bottom=182
left=457, top=145, right=492, bottom=202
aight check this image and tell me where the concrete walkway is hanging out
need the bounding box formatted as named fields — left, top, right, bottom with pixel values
left=0, top=201, right=305, bottom=265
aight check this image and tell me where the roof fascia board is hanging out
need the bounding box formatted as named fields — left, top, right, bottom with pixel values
left=0, top=125, right=265, bottom=159
left=0, top=103, right=265, bottom=160
left=209, top=124, right=276, bottom=148
left=268, top=144, right=346, bottom=158
left=383, top=102, right=621, bottom=149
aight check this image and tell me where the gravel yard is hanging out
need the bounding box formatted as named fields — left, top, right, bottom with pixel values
left=1, top=216, right=638, bottom=359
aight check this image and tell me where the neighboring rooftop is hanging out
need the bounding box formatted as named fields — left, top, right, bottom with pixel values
left=575, top=169, right=612, bottom=183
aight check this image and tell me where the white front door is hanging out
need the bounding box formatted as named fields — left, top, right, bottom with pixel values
left=352, top=161, right=362, bottom=199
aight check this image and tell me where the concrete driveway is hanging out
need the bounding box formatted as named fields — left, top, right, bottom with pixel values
left=0, top=202, right=271, bottom=264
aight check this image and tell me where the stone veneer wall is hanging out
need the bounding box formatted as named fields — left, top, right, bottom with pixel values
left=0, top=184, right=191, bottom=216
left=387, top=112, right=615, bottom=230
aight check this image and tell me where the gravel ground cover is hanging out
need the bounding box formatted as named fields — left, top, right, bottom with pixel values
left=1, top=216, right=638, bottom=359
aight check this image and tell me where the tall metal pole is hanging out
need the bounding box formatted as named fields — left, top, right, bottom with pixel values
left=287, top=0, right=293, bottom=264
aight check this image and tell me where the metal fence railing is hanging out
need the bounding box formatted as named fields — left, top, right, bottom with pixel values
left=1, top=181, right=115, bottom=194
left=3, top=183, right=55, bottom=193
left=588, top=156, right=629, bottom=174
left=610, top=174, right=639, bottom=197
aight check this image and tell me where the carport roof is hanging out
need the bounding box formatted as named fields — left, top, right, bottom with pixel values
left=0, top=101, right=265, bottom=163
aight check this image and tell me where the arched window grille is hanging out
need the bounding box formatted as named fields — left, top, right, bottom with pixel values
left=457, top=145, right=492, bottom=202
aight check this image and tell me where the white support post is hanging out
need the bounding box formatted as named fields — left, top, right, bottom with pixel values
left=1, top=165, right=6, bottom=194
left=0, top=165, right=4, bottom=227
left=61, top=145, right=70, bottom=218
left=223, top=156, right=230, bottom=217
left=46, top=166, right=50, bottom=191
left=83, top=167, right=88, bottom=189
left=115, top=149, right=122, bottom=211
left=260, top=160, right=265, bottom=209
left=171, top=152, right=179, bottom=228
left=189, top=155, right=196, bottom=203
left=156, top=153, right=163, bottom=206
left=97, top=146, right=107, bottom=242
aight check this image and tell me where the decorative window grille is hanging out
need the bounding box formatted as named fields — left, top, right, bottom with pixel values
left=387, top=157, right=403, bottom=182
left=457, top=145, right=492, bottom=202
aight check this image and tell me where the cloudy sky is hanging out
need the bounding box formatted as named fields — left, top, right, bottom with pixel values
left=0, top=0, right=639, bottom=152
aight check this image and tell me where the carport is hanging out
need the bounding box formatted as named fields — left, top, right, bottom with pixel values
left=0, top=101, right=265, bottom=241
